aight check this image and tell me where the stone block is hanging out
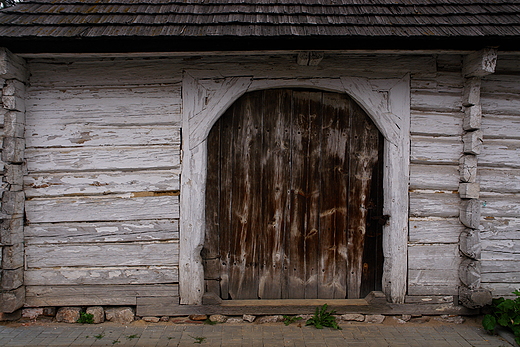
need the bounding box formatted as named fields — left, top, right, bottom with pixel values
left=22, top=308, right=44, bottom=320
left=188, top=314, right=207, bottom=321
left=105, top=307, right=135, bottom=324
left=55, top=307, right=82, bottom=323
left=86, top=306, right=105, bottom=324
left=364, top=314, right=385, bottom=324
left=209, top=314, right=228, bottom=323
left=1, top=267, right=24, bottom=290
left=0, top=286, right=25, bottom=313
left=143, top=316, right=160, bottom=323
left=226, top=317, right=244, bottom=323
left=340, top=313, right=365, bottom=322
left=434, top=315, right=465, bottom=324
left=243, top=314, right=256, bottom=323
left=256, top=315, right=283, bottom=324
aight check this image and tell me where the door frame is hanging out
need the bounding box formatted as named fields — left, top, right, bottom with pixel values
left=180, top=72, right=410, bottom=305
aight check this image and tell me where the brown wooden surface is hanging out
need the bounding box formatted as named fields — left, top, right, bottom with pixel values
left=205, top=89, right=383, bottom=300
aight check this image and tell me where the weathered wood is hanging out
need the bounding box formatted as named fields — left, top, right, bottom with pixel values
left=0, top=48, right=28, bottom=81
left=481, top=93, right=520, bottom=116
left=408, top=269, right=458, bottom=288
left=459, top=182, right=480, bottom=199
left=1, top=243, right=24, bottom=270
left=480, top=195, right=520, bottom=218
left=408, top=218, right=464, bottom=244
left=409, top=164, right=459, bottom=191
left=407, top=285, right=458, bottom=296
left=479, top=139, right=520, bottom=169
left=25, top=266, right=178, bottom=286
left=25, top=145, right=180, bottom=173
left=1, top=137, right=25, bottom=164
left=459, top=155, right=478, bottom=183
left=404, top=295, right=454, bottom=304
left=481, top=115, right=520, bottom=140
left=24, top=170, right=180, bottom=198
left=1, top=268, right=24, bottom=291
left=26, top=242, right=179, bottom=267
left=460, top=199, right=481, bottom=229
left=26, top=284, right=178, bottom=306
left=1, top=191, right=25, bottom=217
left=459, top=287, right=492, bottom=309
left=0, top=218, right=24, bottom=245
left=408, top=244, right=461, bottom=270
left=2, top=95, right=25, bottom=112
left=4, top=112, right=24, bottom=139
left=411, top=136, right=462, bottom=165
left=463, top=105, right=482, bottom=131
left=462, top=48, right=497, bottom=77
left=0, top=286, right=25, bottom=313
left=25, top=220, right=178, bottom=244
left=410, top=111, right=462, bottom=136
left=409, top=192, right=460, bottom=218
left=26, top=124, right=180, bottom=148
left=3, top=79, right=25, bottom=97
left=459, top=229, right=481, bottom=260
left=459, top=259, right=481, bottom=289
left=26, top=195, right=179, bottom=223
left=462, top=77, right=481, bottom=107
left=481, top=283, right=520, bottom=298
left=463, top=130, right=483, bottom=155
left=481, top=217, right=520, bottom=233
left=481, top=239, right=520, bottom=259
left=411, top=92, right=462, bottom=113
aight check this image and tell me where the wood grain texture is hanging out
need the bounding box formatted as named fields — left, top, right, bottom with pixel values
left=24, top=220, right=179, bottom=244
left=409, top=164, right=459, bottom=191
left=408, top=218, right=464, bottom=244
left=410, top=111, right=462, bottom=136
left=24, top=170, right=180, bottom=198
left=25, top=266, right=178, bottom=285
left=26, top=242, right=179, bottom=267
left=26, top=195, right=179, bottom=223
left=408, top=244, right=461, bottom=270
left=411, top=136, right=462, bottom=165
left=26, top=284, right=178, bottom=306
left=409, top=192, right=460, bottom=218
left=25, top=145, right=180, bottom=173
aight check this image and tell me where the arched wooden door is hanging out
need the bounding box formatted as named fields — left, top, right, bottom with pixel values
left=203, top=89, right=384, bottom=300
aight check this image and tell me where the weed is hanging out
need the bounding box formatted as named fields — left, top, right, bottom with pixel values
left=282, top=315, right=303, bottom=326
left=112, top=340, right=120, bottom=345
left=305, top=304, right=341, bottom=330
left=483, top=289, right=520, bottom=345
left=126, top=334, right=139, bottom=339
left=204, top=318, right=217, bottom=325
left=189, top=335, right=206, bottom=344
left=94, top=333, right=105, bottom=339
left=77, top=312, right=94, bottom=324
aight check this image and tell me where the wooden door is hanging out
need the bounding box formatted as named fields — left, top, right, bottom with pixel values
left=203, top=89, right=384, bottom=300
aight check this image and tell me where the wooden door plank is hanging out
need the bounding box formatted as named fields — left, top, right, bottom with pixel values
left=228, top=91, right=263, bottom=299
left=319, top=92, right=350, bottom=299
left=259, top=90, right=291, bottom=299
left=347, top=100, right=381, bottom=298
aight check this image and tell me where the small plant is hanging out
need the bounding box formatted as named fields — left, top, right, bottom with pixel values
left=94, top=333, right=105, bottom=340
left=305, top=304, right=341, bottom=330
left=112, top=340, right=120, bottom=345
left=126, top=334, right=139, bottom=339
left=189, top=335, right=206, bottom=344
left=77, top=312, right=94, bottom=324
left=283, top=315, right=303, bottom=326
left=483, top=289, right=520, bottom=345
left=204, top=318, right=217, bottom=325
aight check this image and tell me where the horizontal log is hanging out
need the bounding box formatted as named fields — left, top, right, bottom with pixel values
left=408, top=244, right=462, bottom=271
left=481, top=217, right=520, bottom=233
left=480, top=139, right=520, bottom=169
left=481, top=93, right=520, bottom=116
left=26, top=242, right=179, bottom=268
left=404, top=295, right=454, bottom=304
left=409, top=192, right=460, bottom=218
left=481, top=239, right=520, bottom=257
left=410, top=111, right=462, bottom=136
left=26, top=195, right=179, bottom=223
left=481, top=283, right=520, bottom=298
left=482, top=115, right=520, bottom=140
left=25, top=145, right=180, bottom=173
left=411, top=91, right=462, bottom=113
left=0, top=47, right=28, bottom=81
left=411, top=73, right=464, bottom=92
left=408, top=218, right=464, bottom=244
left=26, top=284, right=178, bottom=307
left=26, top=85, right=181, bottom=125
left=481, top=272, right=520, bottom=284
left=25, top=220, right=179, bottom=244
left=482, top=259, right=520, bottom=273
left=409, top=164, right=459, bottom=191
left=25, top=266, right=179, bottom=286
left=408, top=269, right=459, bottom=286
left=26, top=124, right=181, bottom=148
left=404, top=285, right=458, bottom=296
left=481, top=74, right=520, bottom=94
left=24, top=170, right=180, bottom=198
left=411, top=136, right=462, bottom=165
left=29, top=60, right=183, bottom=88
left=480, top=168, right=520, bottom=194
left=481, top=230, right=520, bottom=240
left=480, top=194, right=520, bottom=218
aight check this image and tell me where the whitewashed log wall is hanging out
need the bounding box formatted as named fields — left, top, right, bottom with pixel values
left=23, top=58, right=182, bottom=306
left=480, top=56, right=520, bottom=297
left=17, top=52, right=519, bottom=308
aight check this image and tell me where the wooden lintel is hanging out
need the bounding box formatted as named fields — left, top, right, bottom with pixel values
left=462, top=48, right=497, bottom=77
left=296, top=51, right=324, bottom=66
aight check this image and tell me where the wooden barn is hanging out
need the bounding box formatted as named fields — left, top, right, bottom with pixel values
left=0, top=0, right=519, bottom=319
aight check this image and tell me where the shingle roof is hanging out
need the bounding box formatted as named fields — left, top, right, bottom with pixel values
left=1, top=0, right=520, bottom=53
